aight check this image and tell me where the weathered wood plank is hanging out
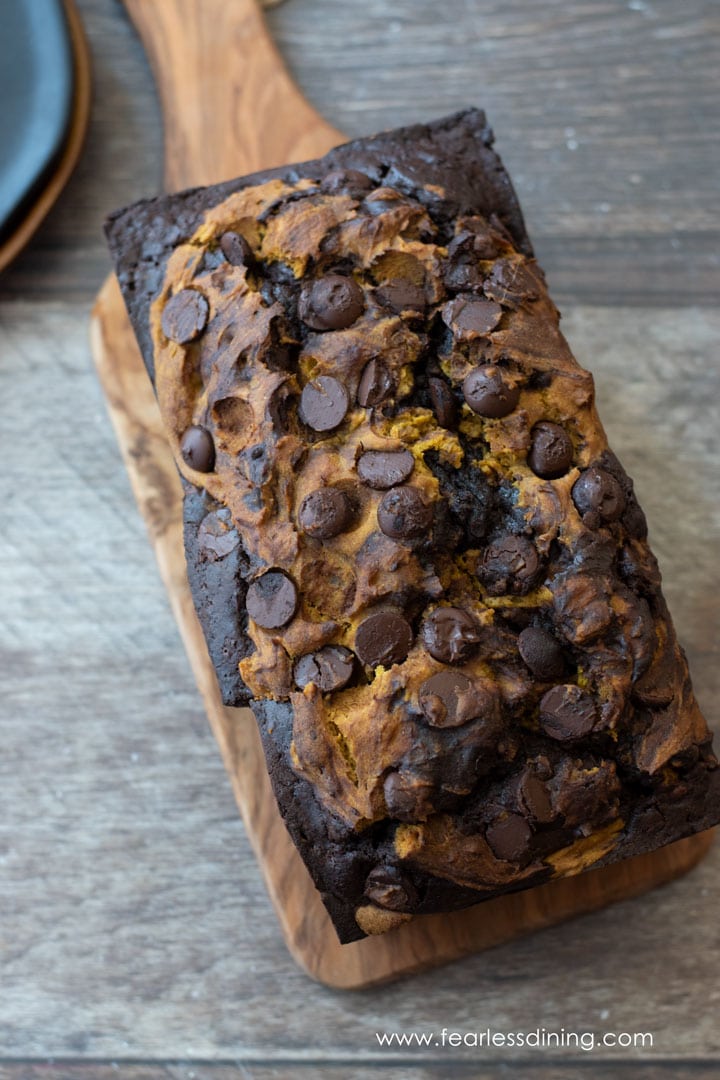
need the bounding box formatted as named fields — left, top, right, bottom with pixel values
left=1, top=1064, right=719, bottom=1080
left=1, top=302, right=718, bottom=1058
left=0, top=0, right=717, bottom=303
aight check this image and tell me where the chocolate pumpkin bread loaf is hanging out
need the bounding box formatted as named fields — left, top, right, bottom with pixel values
left=106, top=109, right=719, bottom=943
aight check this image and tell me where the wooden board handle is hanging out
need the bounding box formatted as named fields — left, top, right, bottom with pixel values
left=122, top=0, right=343, bottom=189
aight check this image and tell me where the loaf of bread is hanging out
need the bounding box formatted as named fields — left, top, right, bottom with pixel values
left=106, top=109, right=719, bottom=943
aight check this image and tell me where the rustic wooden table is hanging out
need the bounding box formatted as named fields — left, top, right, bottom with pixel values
left=1, top=1, right=718, bottom=1077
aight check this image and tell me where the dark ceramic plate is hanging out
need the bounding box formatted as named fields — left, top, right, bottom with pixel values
left=0, top=0, right=74, bottom=242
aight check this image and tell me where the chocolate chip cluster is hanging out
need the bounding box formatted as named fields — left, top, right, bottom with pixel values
left=151, top=165, right=713, bottom=927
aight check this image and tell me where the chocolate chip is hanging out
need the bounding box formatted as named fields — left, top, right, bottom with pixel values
left=197, top=509, right=239, bottom=560
left=298, top=488, right=353, bottom=539
left=518, top=770, right=555, bottom=824
left=377, top=487, right=433, bottom=540
left=480, top=535, right=541, bottom=596
left=161, top=289, right=209, bottom=344
left=443, top=227, right=498, bottom=291
left=572, top=467, right=626, bottom=523
left=517, top=626, right=566, bottom=680
left=442, top=296, right=503, bottom=339
left=418, top=671, right=490, bottom=728
left=180, top=425, right=215, bottom=472
left=299, top=274, right=365, bottom=331
left=463, top=365, right=520, bottom=418
left=357, top=358, right=394, bottom=408
left=354, top=611, right=413, bottom=668
left=443, top=238, right=485, bottom=291
left=458, top=221, right=501, bottom=259
left=383, top=771, right=435, bottom=822
left=364, top=866, right=417, bottom=912
left=528, top=421, right=574, bottom=479
left=294, top=645, right=355, bottom=692
left=428, top=377, right=457, bottom=429
left=375, top=279, right=427, bottom=314
left=357, top=449, right=414, bottom=489
left=443, top=257, right=483, bottom=292
left=483, top=259, right=538, bottom=307
left=422, top=607, right=481, bottom=664
left=219, top=231, right=255, bottom=267
left=299, top=375, right=349, bottom=431
left=539, top=684, right=597, bottom=741
left=246, top=571, right=298, bottom=630
left=486, top=814, right=532, bottom=862
left=320, top=169, right=374, bottom=197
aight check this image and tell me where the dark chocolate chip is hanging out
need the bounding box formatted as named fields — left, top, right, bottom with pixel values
left=299, top=375, right=349, bottom=432
left=572, top=467, right=626, bottom=523
left=483, top=259, right=538, bottom=307
left=298, top=488, right=353, bottom=539
left=442, top=296, right=503, bottom=339
left=517, top=626, right=566, bottom=680
left=161, top=289, right=209, bottom=344
left=364, top=866, right=417, bottom=912
left=320, top=169, right=374, bottom=197
left=443, top=256, right=484, bottom=292
left=486, top=814, right=532, bottom=862
left=463, top=365, right=520, bottom=418
left=518, top=770, right=555, bottom=824
left=294, top=645, right=355, bottom=692
left=528, top=421, right=574, bottom=479
left=481, top=535, right=541, bottom=596
left=246, top=571, right=298, bottom=630
left=377, top=487, right=433, bottom=540
left=197, top=508, right=239, bottom=560
left=428, top=377, right=457, bottom=429
left=539, top=684, right=597, bottom=741
left=383, top=771, right=435, bottom=822
left=180, top=425, right=215, bottom=472
left=357, top=449, right=414, bottom=489
left=299, top=273, right=365, bottom=331
left=418, top=671, right=490, bottom=728
left=357, top=358, right=395, bottom=408
left=451, top=224, right=500, bottom=261
left=443, top=227, right=498, bottom=291
left=422, top=607, right=481, bottom=665
left=375, top=279, right=427, bottom=314
left=219, top=231, right=255, bottom=267
left=354, top=611, right=413, bottom=668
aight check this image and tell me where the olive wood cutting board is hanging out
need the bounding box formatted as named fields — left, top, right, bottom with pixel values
left=89, top=0, right=713, bottom=988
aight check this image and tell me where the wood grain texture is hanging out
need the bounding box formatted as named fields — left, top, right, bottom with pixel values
left=2, top=1067, right=720, bottom=1080
left=123, top=0, right=341, bottom=188
left=0, top=0, right=717, bottom=303
left=0, top=0, right=91, bottom=274
left=90, top=271, right=714, bottom=987
left=0, top=0, right=718, bottom=1069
